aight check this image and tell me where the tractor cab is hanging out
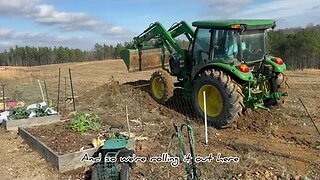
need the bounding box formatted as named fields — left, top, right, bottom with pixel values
left=120, top=19, right=287, bottom=129
left=191, top=20, right=276, bottom=69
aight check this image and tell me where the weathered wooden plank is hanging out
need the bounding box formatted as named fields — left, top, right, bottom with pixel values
left=4, top=115, right=61, bottom=131
left=58, top=148, right=98, bottom=173
left=18, top=127, right=98, bottom=173
left=19, top=126, right=136, bottom=173
left=18, top=127, right=59, bottom=167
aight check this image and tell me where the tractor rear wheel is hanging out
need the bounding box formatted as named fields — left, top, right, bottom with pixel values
left=277, top=72, right=288, bottom=103
left=264, top=72, right=288, bottom=107
left=192, top=69, right=244, bottom=129
left=149, top=70, right=174, bottom=103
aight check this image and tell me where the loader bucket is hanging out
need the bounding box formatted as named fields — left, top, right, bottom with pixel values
left=120, top=48, right=170, bottom=72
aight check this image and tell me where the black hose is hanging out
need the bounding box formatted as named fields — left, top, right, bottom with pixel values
left=299, top=98, right=320, bottom=138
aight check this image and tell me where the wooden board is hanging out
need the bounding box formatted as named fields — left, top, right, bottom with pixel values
left=18, top=127, right=59, bottom=167
left=19, top=127, right=136, bottom=173
left=3, top=115, right=61, bottom=131
left=19, top=127, right=98, bottom=173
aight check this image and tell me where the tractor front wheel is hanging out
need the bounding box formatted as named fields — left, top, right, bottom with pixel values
left=149, top=70, right=174, bottom=104
left=192, top=69, right=244, bottom=129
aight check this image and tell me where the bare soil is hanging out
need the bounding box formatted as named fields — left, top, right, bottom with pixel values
left=0, top=60, right=319, bottom=179
left=27, top=122, right=97, bottom=155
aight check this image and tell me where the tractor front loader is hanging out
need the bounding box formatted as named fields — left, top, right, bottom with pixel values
left=120, top=20, right=288, bottom=129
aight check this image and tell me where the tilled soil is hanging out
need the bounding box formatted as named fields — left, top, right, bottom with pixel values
left=0, top=62, right=319, bottom=179
left=27, top=121, right=97, bottom=155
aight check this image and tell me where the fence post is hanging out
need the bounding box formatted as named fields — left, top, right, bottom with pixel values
left=126, top=105, right=131, bottom=139
left=57, top=68, right=61, bottom=112
left=2, top=84, right=5, bottom=111
left=44, top=82, right=49, bottom=104
left=69, top=68, right=76, bottom=111
left=38, top=80, right=45, bottom=102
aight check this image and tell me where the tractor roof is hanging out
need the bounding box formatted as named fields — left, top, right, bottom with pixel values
left=192, top=19, right=276, bottom=30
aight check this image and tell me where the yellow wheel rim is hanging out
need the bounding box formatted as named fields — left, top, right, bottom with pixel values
left=152, top=76, right=165, bottom=100
left=198, top=85, right=223, bottom=118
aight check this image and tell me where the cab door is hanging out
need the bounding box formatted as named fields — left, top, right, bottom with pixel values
left=191, top=28, right=212, bottom=66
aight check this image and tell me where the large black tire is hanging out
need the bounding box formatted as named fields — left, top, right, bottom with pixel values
left=149, top=70, right=174, bottom=103
left=119, top=163, right=130, bottom=180
left=277, top=72, right=288, bottom=103
left=264, top=72, right=288, bottom=107
left=192, top=69, right=244, bottom=129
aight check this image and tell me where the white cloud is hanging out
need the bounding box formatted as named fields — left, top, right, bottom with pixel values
left=0, top=41, right=15, bottom=49
left=202, top=0, right=320, bottom=27
left=234, top=0, right=320, bottom=19
left=0, top=0, right=39, bottom=14
left=0, top=30, right=93, bottom=50
left=0, top=28, right=13, bottom=37
left=202, top=0, right=253, bottom=18
left=0, top=0, right=130, bottom=36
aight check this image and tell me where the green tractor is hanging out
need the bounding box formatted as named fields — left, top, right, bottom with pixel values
left=120, top=20, right=287, bottom=129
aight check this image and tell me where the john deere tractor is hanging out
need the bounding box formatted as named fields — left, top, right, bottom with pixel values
left=120, top=20, right=287, bottom=129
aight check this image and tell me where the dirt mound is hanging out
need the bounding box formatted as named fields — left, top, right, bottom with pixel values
left=78, top=79, right=196, bottom=122
left=79, top=79, right=287, bottom=132
left=236, top=110, right=279, bottom=133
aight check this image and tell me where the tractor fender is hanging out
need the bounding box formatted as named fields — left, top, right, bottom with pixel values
left=265, top=56, right=286, bottom=73
left=191, top=62, right=254, bottom=82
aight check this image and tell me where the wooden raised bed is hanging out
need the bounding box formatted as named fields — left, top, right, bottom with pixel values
left=18, top=127, right=98, bottom=173
left=3, top=115, right=61, bottom=131
left=18, top=122, right=136, bottom=173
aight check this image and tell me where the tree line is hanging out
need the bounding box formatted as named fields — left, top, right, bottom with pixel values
left=0, top=43, right=128, bottom=66
left=268, top=24, right=320, bottom=70
left=0, top=24, right=319, bottom=69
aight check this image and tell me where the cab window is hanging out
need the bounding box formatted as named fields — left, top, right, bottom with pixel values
left=192, top=28, right=211, bottom=65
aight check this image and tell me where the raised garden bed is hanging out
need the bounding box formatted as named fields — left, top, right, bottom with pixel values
left=19, top=121, right=135, bottom=173
left=3, top=114, right=61, bottom=131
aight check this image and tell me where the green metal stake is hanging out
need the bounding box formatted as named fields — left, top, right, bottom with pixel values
left=69, top=68, right=76, bottom=111
left=64, top=77, right=67, bottom=112
left=168, top=119, right=199, bottom=180
left=57, top=68, right=61, bottom=112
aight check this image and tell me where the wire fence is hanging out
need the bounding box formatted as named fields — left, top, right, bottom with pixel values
left=0, top=68, right=75, bottom=113
left=0, top=67, right=205, bottom=125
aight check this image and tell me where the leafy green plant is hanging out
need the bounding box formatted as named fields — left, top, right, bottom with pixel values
left=8, top=106, right=30, bottom=120
left=68, top=112, right=101, bottom=133
left=8, top=104, right=52, bottom=120
left=34, top=104, right=50, bottom=117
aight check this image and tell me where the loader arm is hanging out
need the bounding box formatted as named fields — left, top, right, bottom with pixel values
left=168, top=21, right=195, bottom=42
left=133, top=21, right=184, bottom=57
left=121, top=21, right=193, bottom=73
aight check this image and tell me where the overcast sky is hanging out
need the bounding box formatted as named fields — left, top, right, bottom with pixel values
left=0, top=0, right=319, bottom=51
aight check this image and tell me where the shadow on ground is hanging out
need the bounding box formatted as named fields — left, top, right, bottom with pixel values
left=124, top=80, right=202, bottom=121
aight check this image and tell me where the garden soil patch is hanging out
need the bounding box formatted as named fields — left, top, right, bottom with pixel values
left=27, top=122, right=97, bottom=155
